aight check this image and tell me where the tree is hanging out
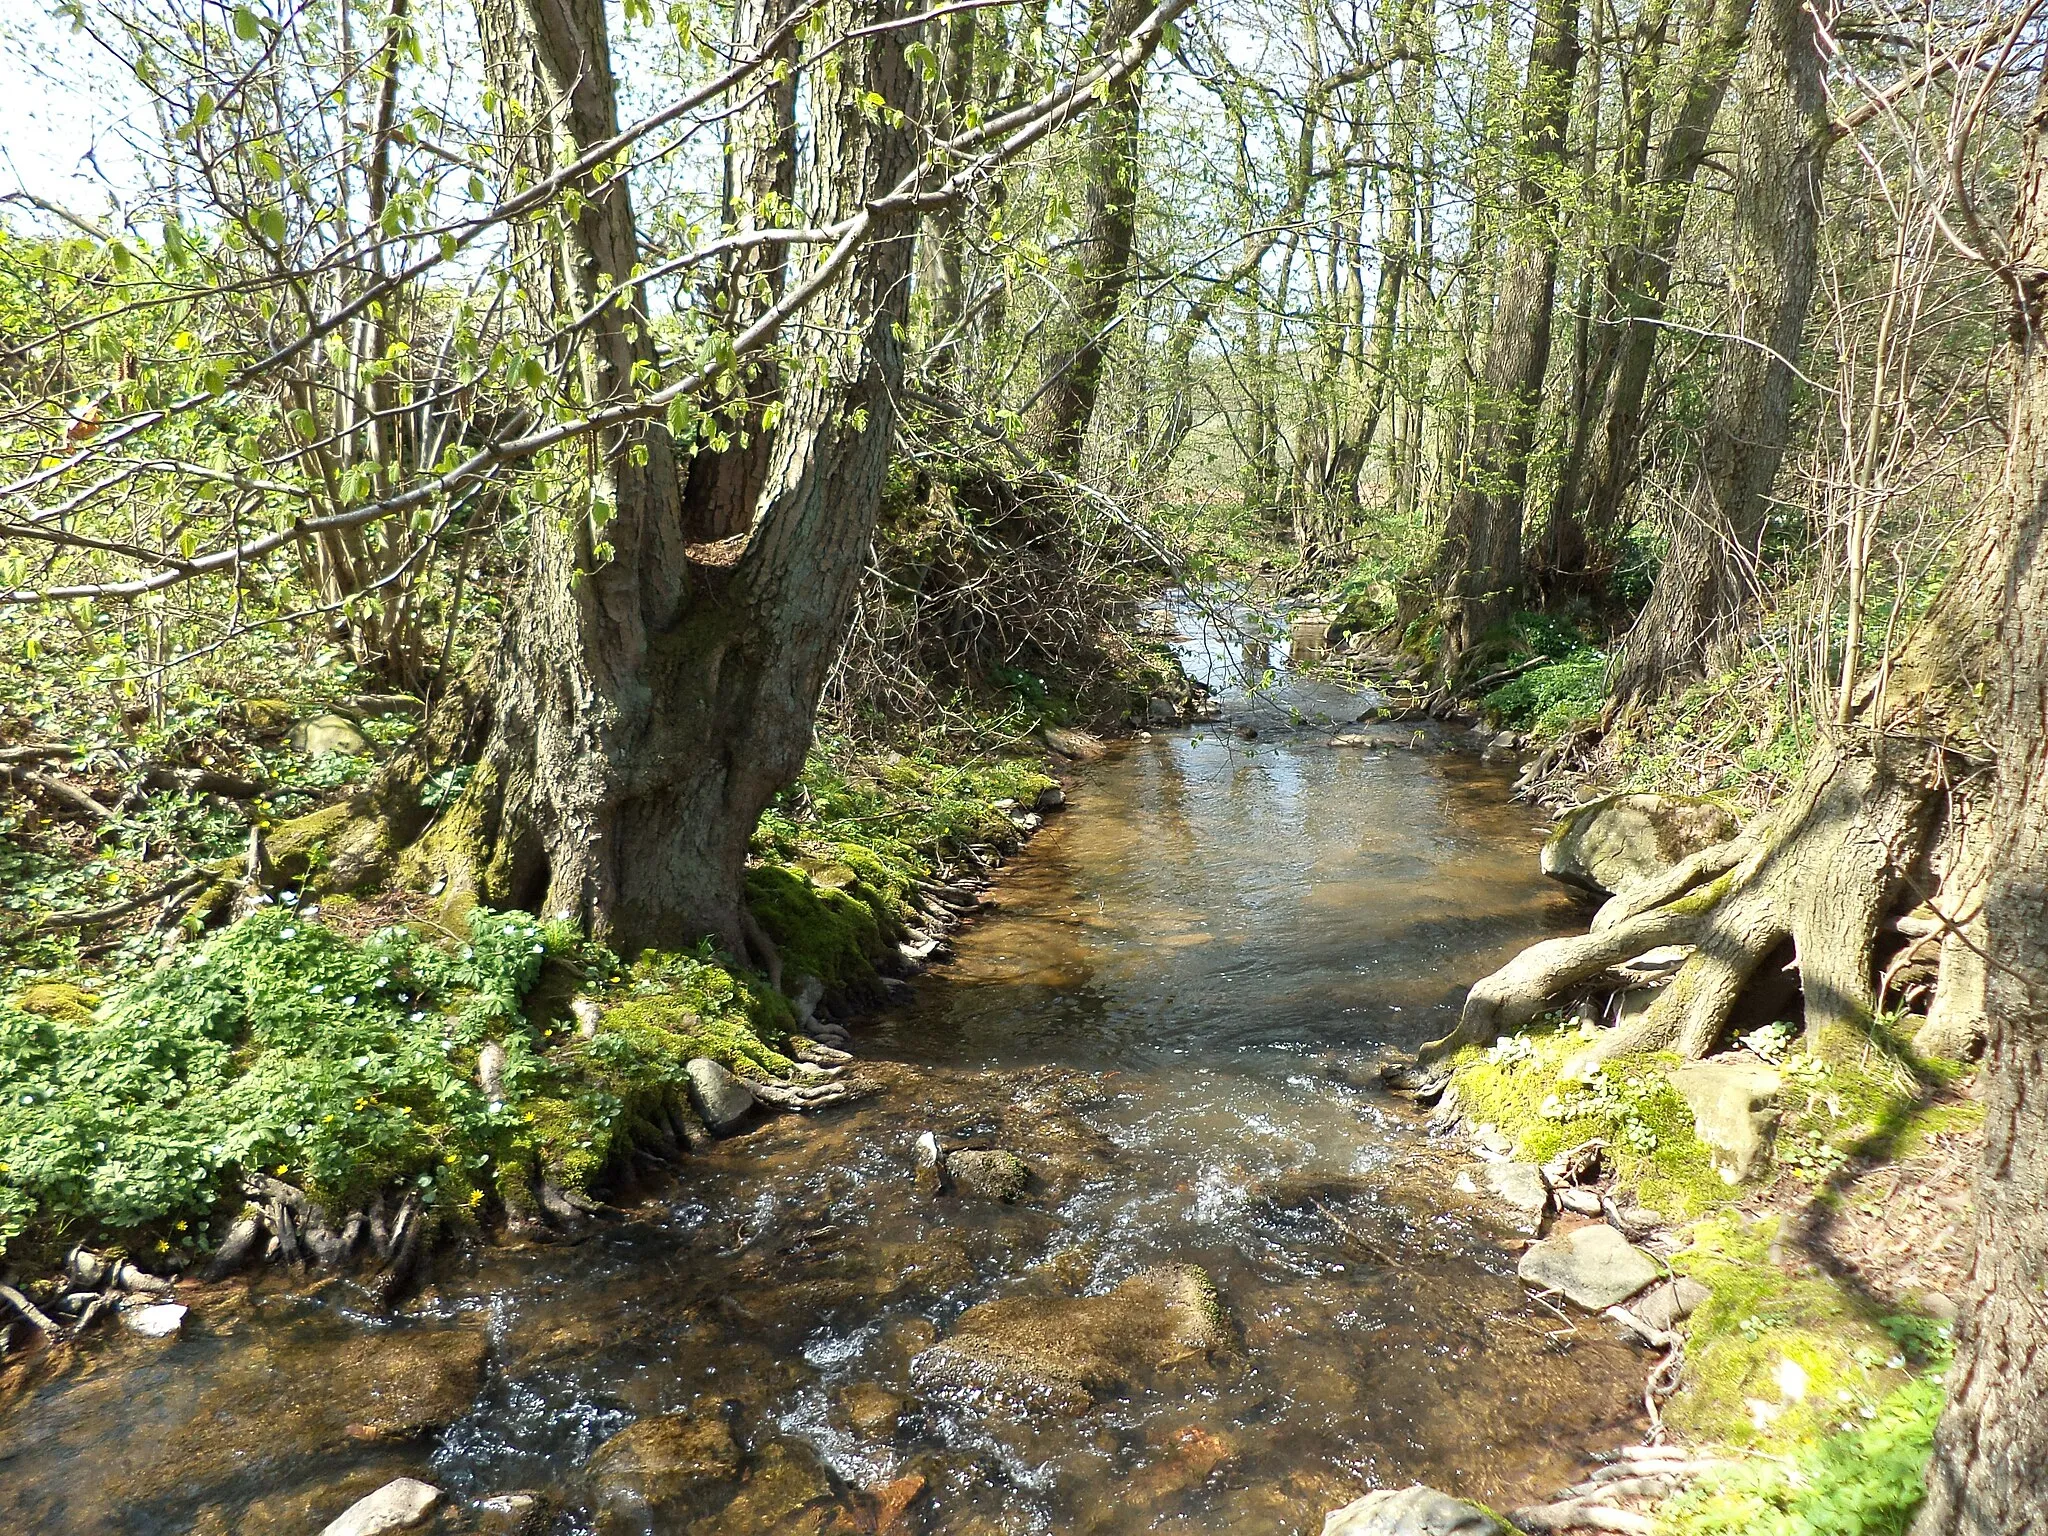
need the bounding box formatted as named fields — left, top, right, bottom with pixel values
left=1025, top=0, right=1148, bottom=470
left=1913, top=59, right=2048, bottom=1536
left=1538, top=0, right=1757, bottom=591
left=1429, top=0, right=1580, bottom=676
left=1, top=0, right=1190, bottom=960
left=1603, top=0, right=1828, bottom=706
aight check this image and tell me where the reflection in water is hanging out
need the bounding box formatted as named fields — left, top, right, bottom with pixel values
left=0, top=612, right=1645, bottom=1536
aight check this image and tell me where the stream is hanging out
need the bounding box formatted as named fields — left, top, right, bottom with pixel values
left=0, top=612, right=1648, bottom=1535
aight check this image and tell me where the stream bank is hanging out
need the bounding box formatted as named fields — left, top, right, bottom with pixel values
left=3, top=609, right=1664, bottom=1535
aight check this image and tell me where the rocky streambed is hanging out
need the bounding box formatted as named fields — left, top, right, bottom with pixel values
left=0, top=615, right=1658, bottom=1535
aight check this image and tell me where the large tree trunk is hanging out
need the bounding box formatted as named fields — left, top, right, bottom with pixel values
left=1429, top=0, right=1580, bottom=675
left=1606, top=0, right=1824, bottom=706
left=412, top=0, right=921, bottom=954
left=680, top=0, right=802, bottom=542
left=1564, top=0, right=1755, bottom=583
left=1025, top=0, right=1144, bottom=470
left=1913, top=63, right=2048, bottom=1536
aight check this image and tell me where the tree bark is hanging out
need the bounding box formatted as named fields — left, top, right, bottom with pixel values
left=1540, top=0, right=1754, bottom=592
left=680, top=0, right=802, bottom=542
left=1913, top=63, right=2048, bottom=1536
left=440, top=0, right=921, bottom=953
left=1429, top=0, right=1580, bottom=675
left=1606, top=0, right=1825, bottom=706
left=1025, top=0, right=1145, bottom=470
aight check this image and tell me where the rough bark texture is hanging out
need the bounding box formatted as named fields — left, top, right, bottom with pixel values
left=681, top=0, right=802, bottom=542
left=1913, top=64, right=2048, bottom=1536
left=1548, top=0, right=1755, bottom=585
left=1430, top=0, right=1580, bottom=674
left=1607, top=0, right=1826, bottom=705
left=1025, top=0, right=1144, bottom=470
left=437, top=0, right=920, bottom=953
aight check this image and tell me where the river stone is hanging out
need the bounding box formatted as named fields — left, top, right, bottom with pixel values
left=338, top=1324, right=490, bottom=1441
left=1321, top=1485, right=1509, bottom=1536
left=585, top=1411, right=742, bottom=1533
left=1540, top=793, right=1740, bottom=897
left=1036, top=784, right=1067, bottom=812
left=1518, top=1224, right=1661, bottom=1310
left=1145, top=694, right=1181, bottom=724
left=318, top=1478, right=442, bottom=1536
left=1672, top=1058, right=1783, bottom=1182
left=834, top=1382, right=910, bottom=1437
left=473, top=1492, right=548, bottom=1535
left=1632, top=1276, right=1712, bottom=1333
left=120, top=1301, right=187, bottom=1338
left=1480, top=1162, right=1549, bottom=1229
left=945, top=1148, right=1031, bottom=1201
left=685, top=1057, right=756, bottom=1135
left=912, top=1264, right=1231, bottom=1414
left=1042, top=726, right=1106, bottom=761
left=292, top=712, right=371, bottom=756
left=704, top=1439, right=838, bottom=1531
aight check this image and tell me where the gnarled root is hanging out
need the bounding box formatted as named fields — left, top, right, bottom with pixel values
left=1428, top=745, right=1942, bottom=1067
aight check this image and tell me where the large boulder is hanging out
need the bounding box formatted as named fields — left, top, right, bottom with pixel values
left=1672, top=1059, right=1783, bottom=1183
left=319, top=1479, right=442, bottom=1536
left=685, top=1058, right=757, bottom=1135
left=913, top=1264, right=1232, bottom=1414
left=1321, top=1485, right=1509, bottom=1536
left=1517, top=1224, right=1661, bottom=1310
left=584, top=1412, right=742, bottom=1534
left=1540, top=794, right=1739, bottom=898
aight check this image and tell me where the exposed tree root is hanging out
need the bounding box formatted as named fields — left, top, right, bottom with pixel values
left=1426, top=743, right=1945, bottom=1066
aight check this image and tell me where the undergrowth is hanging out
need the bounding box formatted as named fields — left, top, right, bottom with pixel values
left=2, top=727, right=1057, bottom=1270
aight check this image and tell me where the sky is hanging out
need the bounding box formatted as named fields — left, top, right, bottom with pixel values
left=1, top=4, right=152, bottom=229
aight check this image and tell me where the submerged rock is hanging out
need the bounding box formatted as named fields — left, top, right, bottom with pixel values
left=685, top=1058, right=757, bottom=1135
left=945, top=1148, right=1031, bottom=1201
left=585, top=1412, right=742, bottom=1533
left=913, top=1264, right=1232, bottom=1414
left=1321, top=1485, right=1508, bottom=1536
left=1540, top=793, right=1739, bottom=898
left=1518, top=1225, right=1662, bottom=1310
left=472, top=1492, right=548, bottom=1535
left=318, top=1479, right=441, bottom=1536
left=338, top=1325, right=489, bottom=1441
left=1671, top=1058, right=1782, bottom=1183
left=833, top=1382, right=910, bottom=1438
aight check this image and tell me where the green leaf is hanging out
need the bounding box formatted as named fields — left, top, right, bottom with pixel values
left=232, top=5, right=260, bottom=41
left=256, top=206, right=286, bottom=244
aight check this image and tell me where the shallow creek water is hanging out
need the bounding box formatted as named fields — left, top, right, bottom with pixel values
left=0, top=615, right=1648, bottom=1535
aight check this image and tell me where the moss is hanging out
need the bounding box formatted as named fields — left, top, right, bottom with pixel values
left=1667, top=1214, right=1915, bottom=1452
left=745, top=863, right=887, bottom=995
left=11, top=982, right=100, bottom=1025
left=1448, top=1030, right=1732, bottom=1217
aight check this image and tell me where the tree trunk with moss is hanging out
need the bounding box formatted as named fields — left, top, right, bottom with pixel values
left=1605, top=0, right=1826, bottom=707
left=1429, top=0, right=1579, bottom=676
left=308, top=0, right=923, bottom=957
left=1912, top=63, right=2048, bottom=1536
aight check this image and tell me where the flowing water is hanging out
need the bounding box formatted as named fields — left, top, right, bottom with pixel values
left=0, top=612, right=1647, bottom=1535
